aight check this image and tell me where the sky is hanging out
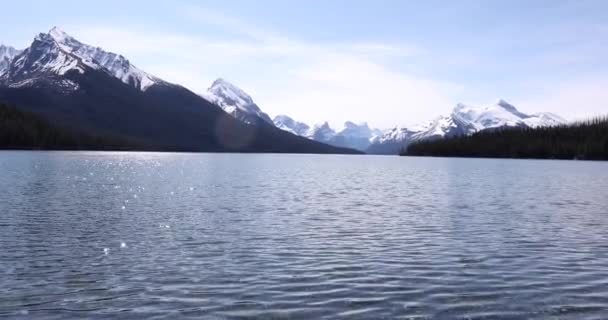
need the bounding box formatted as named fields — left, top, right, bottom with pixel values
left=1, top=0, right=608, bottom=129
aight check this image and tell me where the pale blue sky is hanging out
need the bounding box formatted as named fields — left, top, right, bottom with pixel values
left=1, top=0, right=607, bottom=128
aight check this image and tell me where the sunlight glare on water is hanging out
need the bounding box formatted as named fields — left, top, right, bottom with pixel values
left=1, top=151, right=608, bottom=319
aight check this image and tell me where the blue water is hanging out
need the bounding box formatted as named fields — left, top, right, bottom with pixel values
left=1, top=151, right=608, bottom=319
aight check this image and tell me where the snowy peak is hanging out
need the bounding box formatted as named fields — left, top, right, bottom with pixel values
left=524, top=112, right=567, bottom=128
left=6, top=32, right=89, bottom=84
left=370, top=100, right=567, bottom=154
left=312, top=122, right=333, bottom=134
left=0, top=45, right=21, bottom=62
left=308, top=122, right=336, bottom=141
left=497, top=99, right=515, bottom=110
left=344, top=121, right=360, bottom=128
left=44, top=27, right=163, bottom=91
left=3, top=27, right=166, bottom=91
left=273, top=115, right=381, bottom=151
left=204, top=78, right=274, bottom=125
left=0, top=45, right=21, bottom=75
left=209, top=78, right=255, bottom=106
left=48, top=26, right=69, bottom=42
left=495, top=99, right=528, bottom=118
left=273, top=115, right=310, bottom=136
left=338, top=121, right=373, bottom=138
left=450, top=99, right=533, bottom=131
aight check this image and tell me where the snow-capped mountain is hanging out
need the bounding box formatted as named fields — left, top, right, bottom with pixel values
left=308, top=122, right=336, bottom=142
left=200, top=76, right=381, bottom=151
left=368, top=100, right=567, bottom=154
left=202, top=78, right=274, bottom=126
left=340, top=121, right=375, bottom=139
left=272, top=116, right=381, bottom=151
left=0, top=27, right=167, bottom=92
left=200, top=76, right=378, bottom=151
left=48, top=27, right=165, bottom=91
left=0, top=28, right=359, bottom=154
left=331, top=122, right=380, bottom=151
left=0, top=45, right=21, bottom=75
left=344, top=121, right=382, bottom=139
left=305, top=121, right=381, bottom=151
left=273, top=115, right=310, bottom=136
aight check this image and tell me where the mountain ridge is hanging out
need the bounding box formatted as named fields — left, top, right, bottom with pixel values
left=367, top=100, right=567, bottom=154
left=0, top=28, right=361, bottom=154
left=0, top=27, right=567, bottom=156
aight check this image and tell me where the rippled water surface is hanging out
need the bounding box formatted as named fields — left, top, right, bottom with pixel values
left=1, top=151, right=608, bottom=319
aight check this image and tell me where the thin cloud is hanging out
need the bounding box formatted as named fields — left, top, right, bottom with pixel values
left=59, top=3, right=608, bottom=128
left=65, top=19, right=455, bottom=128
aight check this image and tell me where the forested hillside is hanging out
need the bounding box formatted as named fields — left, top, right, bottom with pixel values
left=0, top=103, right=137, bottom=150
left=403, top=117, right=608, bottom=160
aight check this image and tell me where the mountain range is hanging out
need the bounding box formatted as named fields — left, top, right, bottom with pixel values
left=0, top=27, right=567, bottom=155
left=0, top=28, right=358, bottom=154
left=198, top=76, right=383, bottom=151
left=271, top=118, right=382, bottom=151
left=198, top=76, right=566, bottom=154
left=367, top=100, right=566, bottom=154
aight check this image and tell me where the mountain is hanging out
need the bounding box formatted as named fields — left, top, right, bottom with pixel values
left=307, top=122, right=336, bottom=142
left=368, top=100, right=566, bottom=154
left=404, top=115, right=608, bottom=160
left=305, top=121, right=381, bottom=151
left=199, top=77, right=379, bottom=152
left=332, top=121, right=380, bottom=151
left=45, top=27, right=164, bottom=91
left=0, top=103, right=136, bottom=150
left=0, top=28, right=360, bottom=154
left=273, top=115, right=310, bottom=136
left=0, top=45, right=21, bottom=75
left=202, top=78, right=274, bottom=126
left=272, top=117, right=381, bottom=152
left=1, top=28, right=166, bottom=92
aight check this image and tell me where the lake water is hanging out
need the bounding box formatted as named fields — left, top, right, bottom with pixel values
left=1, top=151, right=608, bottom=319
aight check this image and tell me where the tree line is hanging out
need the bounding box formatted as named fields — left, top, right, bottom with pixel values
left=402, top=116, right=608, bottom=160
left=0, top=103, right=137, bottom=150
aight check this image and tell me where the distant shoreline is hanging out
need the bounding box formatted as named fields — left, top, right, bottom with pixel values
left=402, top=117, right=608, bottom=161
left=400, top=154, right=608, bottom=162
left=0, top=149, right=369, bottom=156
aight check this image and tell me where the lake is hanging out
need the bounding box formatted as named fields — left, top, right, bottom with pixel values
left=1, top=151, right=608, bottom=319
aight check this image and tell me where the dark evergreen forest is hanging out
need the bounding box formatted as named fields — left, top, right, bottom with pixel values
left=403, top=117, right=608, bottom=160
left=0, top=103, right=137, bottom=150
